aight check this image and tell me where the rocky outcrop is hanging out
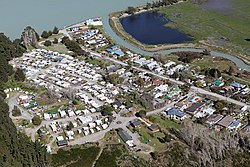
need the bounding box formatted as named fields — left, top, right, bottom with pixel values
left=21, top=26, right=39, bottom=49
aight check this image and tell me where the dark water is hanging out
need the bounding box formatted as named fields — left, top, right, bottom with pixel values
left=120, top=12, right=193, bottom=45
left=200, top=0, right=233, bottom=15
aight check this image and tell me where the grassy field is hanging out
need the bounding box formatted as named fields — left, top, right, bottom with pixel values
left=52, top=145, right=100, bottom=167
left=191, top=56, right=236, bottom=71
left=159, top=0, right=250, bottom=58
left=94, top=144, right=125, bottom=167
left=148, top=115, right=182, bottom=130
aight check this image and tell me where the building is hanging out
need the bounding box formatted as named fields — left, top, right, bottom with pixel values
left=205, top=114, right=223, bottom=126
left=78, top=116, right=93, bottom=124
left=185, top=102, right=206, bottom=115
left=130, top=120, right=141, bottom=128
left=118, top=130, right=134, bottom=147
left=148, top=125, right=159, bottom=132
left=216, top=115, right=235, bottom=128
left=165, top=108, right=187, bottom=121
left=57, top=140, right=68, bottom=147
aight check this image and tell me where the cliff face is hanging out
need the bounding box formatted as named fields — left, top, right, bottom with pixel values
left=21, top=26, right=39, bottom=49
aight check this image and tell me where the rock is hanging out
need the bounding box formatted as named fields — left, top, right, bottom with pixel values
left=21, top=26, right=39, bottom=49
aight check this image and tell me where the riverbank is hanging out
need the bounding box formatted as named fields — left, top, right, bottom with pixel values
left=109, top=1, right=250, bottom=66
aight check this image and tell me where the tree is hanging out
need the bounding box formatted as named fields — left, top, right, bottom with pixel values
left=127, top=6, right=137, bottom=15
left=100, top=105, right=113, bottom=116
left=41, top=31, right=49, bottom=38
left=12, top=105, right=21, bottom=117
left=44, top=40, right=52, bottom=47
left=53, top=38, right=58, bottom=44
left=48, top=30, right=53, bottom=36
left=32, top=115, right=42, bottom=126
left=14, top=68, right=25, bottom=81
left=136, top=110, right=147, bottom=118
left=53, top=26, right=59, bottom=34
left=66, top=121, right=74, bottom=131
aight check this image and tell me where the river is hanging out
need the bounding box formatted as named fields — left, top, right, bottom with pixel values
left=0, top=0, right=249, bottom=71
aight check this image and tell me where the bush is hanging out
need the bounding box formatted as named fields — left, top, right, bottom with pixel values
left=32, top=115, right=42, bottom=126
left=53, top=38, right=58, bottom=44
left=12, top=105, right=21, bottom=117
left=44, top=40, right=52, bottom=47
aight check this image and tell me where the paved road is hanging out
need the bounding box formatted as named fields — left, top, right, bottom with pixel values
left=88, top=50, right=247, bottom=107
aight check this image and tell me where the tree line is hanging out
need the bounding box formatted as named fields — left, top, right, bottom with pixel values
left=0, top=33, right=50, bottom=166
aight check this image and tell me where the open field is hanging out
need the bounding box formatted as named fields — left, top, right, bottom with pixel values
left=51, top=145, right=100, bottom=167
left=160, top=0, right=250, bottom=60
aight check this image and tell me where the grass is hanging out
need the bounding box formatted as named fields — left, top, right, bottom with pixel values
left=94, top=144, right=125, bottom=167
left=52, top=145, right=100, bottom=167
left=191, top=56, right=236, bottom=71
left=148, top=115, right=182, bottom=130
left=159, top=1, right=250, bottom=57
left=137, top=125, right=165, bottom=151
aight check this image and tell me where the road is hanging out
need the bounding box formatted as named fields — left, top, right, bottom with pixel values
left=88, top=50, right=247, bottom=107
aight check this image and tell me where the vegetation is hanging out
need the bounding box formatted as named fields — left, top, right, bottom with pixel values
left=12, top=105, right=21, bottom=117
left=160, top=1, right=250, bottom=58
left=0, top=33, right=49, bottom=166
left=14, top=68, right=25, bottom=81
left=95, top=144, right=125, bottom=167
left=52, top=145, right=100, bottom=167
left=32, top=115, right=42, bottom=126
left=44, top=40, right=52, bottom=47
left=52, top=26, right=59, bottom=34
left=100, top=105, right=113, bottom=116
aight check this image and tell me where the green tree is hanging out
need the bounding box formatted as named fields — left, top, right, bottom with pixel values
left=12, top=105, right=21, bottom=117
left=127, top=6, right=137, bottom=15
left=53, top=26, right=59, bottom=34
left=100, top=105, right=113, bottom=116
left=44, top=40, right=52, bottom=47
left=41, top=31, right=49, bottom=38
left=136, top=110, right=147, bottom=118
left=66, top=121, right=74, bottom=131
left=53, top=38, right=58, bottom=44
left=14, top=68, right=25, bottom=81
left=32, top=115, right=42, bottom=126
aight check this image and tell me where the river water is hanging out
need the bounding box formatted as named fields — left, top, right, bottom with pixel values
left=0, top=0, right=249, bottom=71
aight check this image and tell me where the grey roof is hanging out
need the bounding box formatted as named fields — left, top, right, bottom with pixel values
left=118, top=130, right=132, bottom=143
left=206, top=114, right=223, bottom=124
left=130, top=120, right=141, bottom=127
left=217, top=115, right=235, bottom=127
left=57, top=140, right=68, bottom=146
left=186, top=102, right=205, bottom=114
left=166, top=108, right=186, bottom=117
left=148, top=124, right=158, bottom=131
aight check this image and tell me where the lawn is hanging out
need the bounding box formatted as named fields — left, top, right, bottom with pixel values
left=137, top=124, right=166, bottom=151
left=148, top=115, right=181, bottom=130
left=52, top=145, right=100, bottom=167
left=159, top=1, right=250, bottom=57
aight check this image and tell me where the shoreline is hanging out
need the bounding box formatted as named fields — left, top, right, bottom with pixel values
left=109, top=5, right=250, bottom=66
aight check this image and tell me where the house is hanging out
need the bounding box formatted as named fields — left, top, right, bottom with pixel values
left=130, top=120, right=141, bottom=128
left=228, top=120, right=241, bottom=131
left=185, top=102, right=206, bottom=115
left=234, top=109, right=245, bottom=119
left=165, top=108, right=187, bottom=121
left=217, top=115, right=235, bottom=128
left=57, top=140, right=68, bottom=147
left=212, top=80, right=224, bottom=87
left=44, top=113, right=50, bottom=120
left=231, top=82, right=246, bottom=90
left=206, top=114, right=223, bottom=126
left=78, top=116, right=93, bottom=124
left=118, top=130, right=134, bottom=147
left=148, top=125, right=159, bottom=132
